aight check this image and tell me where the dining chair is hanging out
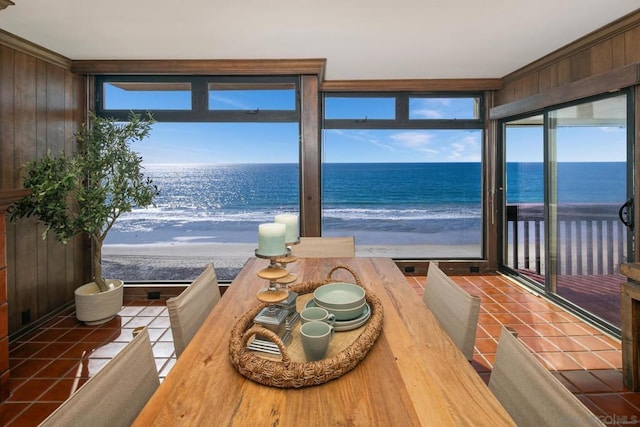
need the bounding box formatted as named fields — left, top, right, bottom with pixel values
left=39, top=327, right=159, bottom=427
left=489, top=326, right=605, bottom=426
left=291, top=236, right=356, bottom=258
left=422, top=262, right=480, bottom=360
left=167, top=263, right=221, bottom=357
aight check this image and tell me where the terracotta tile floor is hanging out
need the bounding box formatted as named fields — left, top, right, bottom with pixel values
left=2, top=274, right=640, bottom=426
left=1, top=300, right=176, bottom=426
left=408, top=274, right=639, bottom=426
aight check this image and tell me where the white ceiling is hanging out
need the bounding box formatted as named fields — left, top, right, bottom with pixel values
left=0, top=1, right=638, bottom=80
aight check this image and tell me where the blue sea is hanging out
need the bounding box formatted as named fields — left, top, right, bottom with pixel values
left=104, top=162, right=627, bottom=247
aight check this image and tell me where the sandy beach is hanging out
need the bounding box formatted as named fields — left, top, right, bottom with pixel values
left=102, top=242, right=481, bottom=281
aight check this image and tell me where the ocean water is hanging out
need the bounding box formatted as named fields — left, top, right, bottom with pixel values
left=104, top=162, right=627, bottom=247
left=506, top=162, right=626, bottom=203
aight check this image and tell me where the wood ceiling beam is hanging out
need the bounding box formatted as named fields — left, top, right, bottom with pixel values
left=71, top=59, right=327, bottom=81
left=321, top=79, right=503, bottom=92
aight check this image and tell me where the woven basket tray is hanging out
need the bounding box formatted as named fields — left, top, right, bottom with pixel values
left=228, top=265, right=384, bottom=388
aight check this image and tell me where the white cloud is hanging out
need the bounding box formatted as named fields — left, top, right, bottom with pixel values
left=447, top=134, right=480, bottom=161
left=326, top=129, right=483, bottom=162
left=326, top=129, right=397, bottom=152
left=410, top=98, right=453, bottom=119
left=412, top=108, right=442, bottom=119
left=390, top=132, right=437, bottom=153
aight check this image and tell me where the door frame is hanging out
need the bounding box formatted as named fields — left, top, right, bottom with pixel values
left=497, top=88, right=635, bottom=337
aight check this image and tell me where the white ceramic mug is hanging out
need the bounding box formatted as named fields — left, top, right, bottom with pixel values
left=300, top=307, right=336, bottom=325
left=300, top=321, right=334, bottom=362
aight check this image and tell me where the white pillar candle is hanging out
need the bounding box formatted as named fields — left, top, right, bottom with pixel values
left=275, top=214, right=299, bottom=244
left=257, top=222, right=287, bottom=256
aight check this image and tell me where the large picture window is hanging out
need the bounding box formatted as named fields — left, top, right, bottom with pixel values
left=97, top=76, right=300, bottom=281
left=322, top=93, right=484, bottom=259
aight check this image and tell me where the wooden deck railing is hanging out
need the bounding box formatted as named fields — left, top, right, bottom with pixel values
left=506, top=203, right=628, bottom=276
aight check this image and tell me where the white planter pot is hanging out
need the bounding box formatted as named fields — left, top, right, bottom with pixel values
left=74, top=279, right=124, bottom=325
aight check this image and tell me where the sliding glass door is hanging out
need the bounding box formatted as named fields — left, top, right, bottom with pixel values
left=503, top=115, right=545, bottom=288
left=548, top=95, right=630, bottom=327
left=502, top=92, right=633, bottom=331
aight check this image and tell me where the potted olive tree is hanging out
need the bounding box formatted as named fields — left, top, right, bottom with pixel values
left=9, top=111, right=159, bottom=324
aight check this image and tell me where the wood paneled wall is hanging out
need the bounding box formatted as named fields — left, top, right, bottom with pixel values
left=0, top=37, right=89, bottom=334
left=495, top=10, right=640, bottom=108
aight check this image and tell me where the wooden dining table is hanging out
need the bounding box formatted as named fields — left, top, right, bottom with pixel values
left=134, top=257, right=515, bottom=426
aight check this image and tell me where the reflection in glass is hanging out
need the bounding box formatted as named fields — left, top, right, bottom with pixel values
left=504, top=115, right=545, bottom=286
left=550, top=94, right=627, bottom=327
left=503, top=94, right=629, bottom=329
left=103, top=82, right=192, bottom=110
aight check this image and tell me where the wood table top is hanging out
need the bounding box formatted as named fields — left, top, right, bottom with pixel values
left=134, top=257, right=514, bottom=426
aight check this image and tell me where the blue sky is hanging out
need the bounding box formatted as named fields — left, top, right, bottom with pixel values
left=105, top=84, right=628, bottom=164
left=132, top=121, right=626, bottom=165
left=505, top=124, right=627, bottom=163
left=134, top=122, right=301, bottom=164
left=132, top=124, right=485, bottom=164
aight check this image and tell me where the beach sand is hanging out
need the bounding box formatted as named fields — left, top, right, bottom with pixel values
left=102, top=242, right=481, bottom=281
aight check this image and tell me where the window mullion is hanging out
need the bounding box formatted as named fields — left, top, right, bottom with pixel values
left=191, top=77, right=208, bottom=115
left=397, top=94, right=409, bottom=125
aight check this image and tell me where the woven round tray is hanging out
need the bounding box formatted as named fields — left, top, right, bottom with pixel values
left=228, top=265, right=384, bottom=388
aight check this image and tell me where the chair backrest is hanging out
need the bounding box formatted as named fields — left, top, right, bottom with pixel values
left=39, top=327, right=159, bottom=427
left=167, top=263, right=221, bottom=357
left=422, top=262, right=480, bottom=360
left=489, top=326, right=604, bottom=427
left=291, top=236, right=355, bottom=258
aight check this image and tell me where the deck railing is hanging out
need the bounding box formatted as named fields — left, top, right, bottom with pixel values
left=506, top=203, right=627, bottom=276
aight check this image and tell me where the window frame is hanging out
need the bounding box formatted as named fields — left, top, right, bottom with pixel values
left=497, top=89, right=634, bottom=336
left=321, top=91, right=486, bottom=261
left=96, top=75, right=300, bottom=123
left=322, top=92, right=484, bottom=130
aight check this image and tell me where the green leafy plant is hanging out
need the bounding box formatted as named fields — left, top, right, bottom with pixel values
left=9, top=111, right=159, bottom=292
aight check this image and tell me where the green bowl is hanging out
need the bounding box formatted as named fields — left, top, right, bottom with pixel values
left=313, top=282, right=365, bottom=310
